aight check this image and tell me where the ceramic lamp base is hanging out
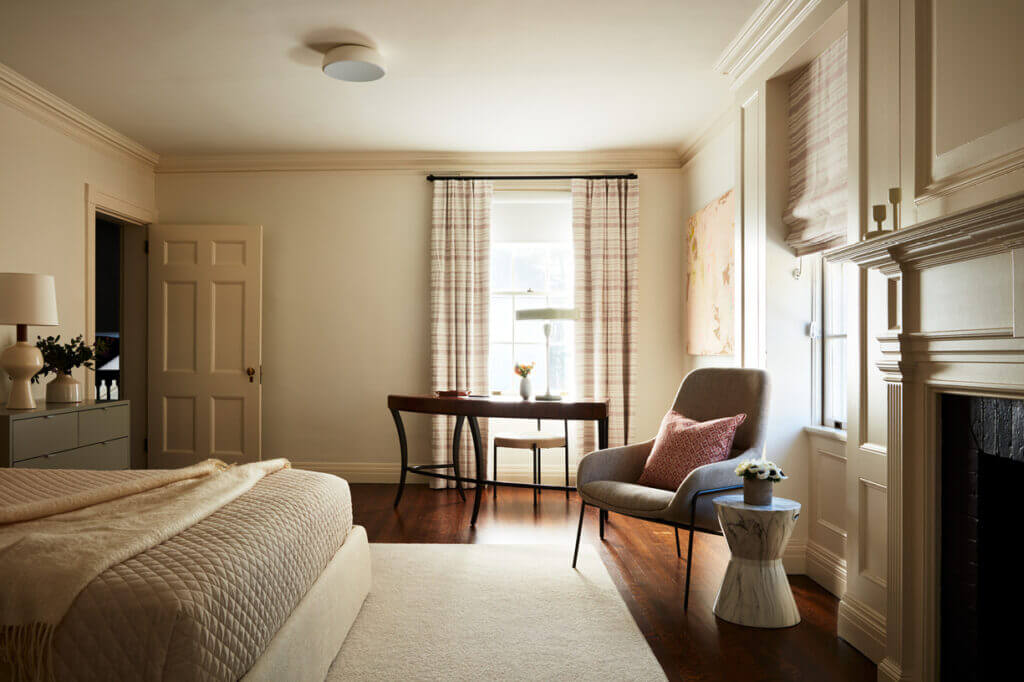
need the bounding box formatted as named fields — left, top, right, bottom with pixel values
left=1, top=341, right=43, bottom=410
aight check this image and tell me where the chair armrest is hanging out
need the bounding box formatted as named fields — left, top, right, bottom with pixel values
left=576, top=439, right=655, bottom=487
left=663, top=448, right=757, bottom=525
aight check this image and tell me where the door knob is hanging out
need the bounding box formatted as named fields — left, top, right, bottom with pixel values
left=246, top=367, right=256, bottom=383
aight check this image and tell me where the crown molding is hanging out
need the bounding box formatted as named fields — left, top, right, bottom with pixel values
left=155, top=148, right=683, bottom=174
left=713, top=0, right=822, bottom=92
left=826, top=190, right=1024, bottom=276
left=0, top=62, right=159, bottom=167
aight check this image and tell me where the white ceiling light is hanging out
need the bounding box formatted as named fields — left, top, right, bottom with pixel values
left=322, top=44, right=386, bottom=82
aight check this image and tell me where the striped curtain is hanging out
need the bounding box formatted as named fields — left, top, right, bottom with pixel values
left=430, top=180, right=492, bottom=488
left=783, top=33, right=848, bottom=255
left=572, top=178, right=639, bottom=454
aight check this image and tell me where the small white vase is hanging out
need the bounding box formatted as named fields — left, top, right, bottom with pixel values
left=46, top=373, right=84, bottom=403
left=519, top=376, right=532, bottom=400
left=743, top=478, right=773, bottom=506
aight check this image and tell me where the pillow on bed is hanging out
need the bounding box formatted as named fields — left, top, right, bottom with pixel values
left=635, top=411, right=746, bottom=491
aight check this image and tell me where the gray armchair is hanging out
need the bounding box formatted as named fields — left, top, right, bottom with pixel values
left=571, top=367, right=770, bottom=609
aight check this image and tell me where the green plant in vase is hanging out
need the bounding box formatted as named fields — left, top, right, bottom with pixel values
left=32, top=334, right=107, bottom=403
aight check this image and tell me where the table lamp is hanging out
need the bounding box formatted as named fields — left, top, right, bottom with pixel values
left=515, top=307, right=579, bottom=401
left=0, top=273, right=58, bottom=409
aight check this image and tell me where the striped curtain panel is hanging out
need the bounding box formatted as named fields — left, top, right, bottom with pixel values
left=430, top=180, right=492, bottom=488
left=572, top=178, right=639, bottom=454
left=783, top=33, right=848, bottom=255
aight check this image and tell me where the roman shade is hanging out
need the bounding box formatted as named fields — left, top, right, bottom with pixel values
left=783, top=33, right=848, bottom=255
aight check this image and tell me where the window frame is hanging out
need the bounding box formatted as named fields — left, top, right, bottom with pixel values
left=810, top=254, right=848, bottom=431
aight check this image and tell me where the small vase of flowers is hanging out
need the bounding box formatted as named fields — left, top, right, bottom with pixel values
left=515, top=362, right=535, bottom=400
left=735, top=459, right=787, bottom=506
left=32, top=335, right=106, bottom=404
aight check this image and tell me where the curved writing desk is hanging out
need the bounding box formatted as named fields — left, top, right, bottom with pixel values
left=387, top=394, right=610, bottom=526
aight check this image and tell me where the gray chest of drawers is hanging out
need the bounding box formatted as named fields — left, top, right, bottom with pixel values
left=1, top=400, right=130, bottom=469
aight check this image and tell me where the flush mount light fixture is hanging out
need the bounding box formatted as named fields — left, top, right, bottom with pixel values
left=322, top=44, right=386, bottom=82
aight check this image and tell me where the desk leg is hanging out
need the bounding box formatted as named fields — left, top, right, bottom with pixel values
left=597, top=417, right=609, bottom=450
left=468, top=416, right=485, bottom=526
left=391, top=409, right=409, bottom=508
left=451, top=415, right=467, bottom=502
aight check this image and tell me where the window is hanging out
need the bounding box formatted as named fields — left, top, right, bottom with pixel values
left=811, top=254, right=847, bottom=430
left=489, top=192, right=574, bottom=396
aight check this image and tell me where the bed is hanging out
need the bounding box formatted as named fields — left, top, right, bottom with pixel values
left=0, top=466, right=370, bottom=682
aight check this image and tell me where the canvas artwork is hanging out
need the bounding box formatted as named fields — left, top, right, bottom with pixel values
left=686, top=189, right=735, bottom=355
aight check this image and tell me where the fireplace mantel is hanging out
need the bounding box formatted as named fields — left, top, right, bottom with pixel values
left=826, top=190, right=1024, bottom=276
left=821, top=192, right=1024, bottom=681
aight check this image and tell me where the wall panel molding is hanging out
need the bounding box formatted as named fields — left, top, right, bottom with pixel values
left=838, top=593, right=887, bottom=663
left=806, top=539, right=847, bottom=596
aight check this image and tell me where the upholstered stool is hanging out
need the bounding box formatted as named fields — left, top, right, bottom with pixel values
left=493, top=427, right=569, bottom=505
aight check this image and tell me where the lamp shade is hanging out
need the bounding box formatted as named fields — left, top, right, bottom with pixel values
left=515, top=307, right=579, bottom=321
left=0, top=273, right=58, bottom=325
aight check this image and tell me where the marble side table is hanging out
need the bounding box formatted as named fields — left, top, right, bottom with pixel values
left=712, top=494, right=801, bottom=628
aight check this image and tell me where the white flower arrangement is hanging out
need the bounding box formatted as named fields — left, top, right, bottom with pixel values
left=734, top=459, right=787, bottom=482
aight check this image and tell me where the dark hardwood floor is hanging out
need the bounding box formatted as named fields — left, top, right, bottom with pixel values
left=351, top=483, right=876, bottom=682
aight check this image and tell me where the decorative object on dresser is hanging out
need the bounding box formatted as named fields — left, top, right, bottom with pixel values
left=514, top=308, right=578, bottom=400
left=572, top=367, right=769, bottom=611
left=734, top=458, right=788, bottom=506
left=32, top=334, right=107, bottom=404
left=514, top=362, right=534, bottom=400
left=0, top=400, right=130, bottom=469
left=713, top=495, right=802, bottom=628
left=0, top=273, right=59, bottom=410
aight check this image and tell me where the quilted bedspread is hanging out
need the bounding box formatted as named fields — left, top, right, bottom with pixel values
left=3, top=467, right=352, bottom=681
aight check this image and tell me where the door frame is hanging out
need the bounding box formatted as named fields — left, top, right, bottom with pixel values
left=84, top=183, right=156, bottom=398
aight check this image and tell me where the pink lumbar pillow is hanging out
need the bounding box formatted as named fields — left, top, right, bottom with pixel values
left=635, top=411, right=747, bottom=491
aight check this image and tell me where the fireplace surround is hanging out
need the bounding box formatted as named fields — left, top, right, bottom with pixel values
left=828, top=191, right=1024, bottom=681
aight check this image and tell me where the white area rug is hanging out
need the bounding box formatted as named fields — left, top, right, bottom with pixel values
left=327, top=544, right=667, bottom=681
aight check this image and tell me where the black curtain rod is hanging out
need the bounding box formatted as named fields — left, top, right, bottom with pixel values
left=426, top=173, right=638, bottom=182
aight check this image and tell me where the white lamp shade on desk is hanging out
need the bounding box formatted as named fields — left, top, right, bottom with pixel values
left=514, top=307, right=579, bottom=321
left=0, top=273, right=58, bottom=409
left=0, top=273, right=59, bottom=326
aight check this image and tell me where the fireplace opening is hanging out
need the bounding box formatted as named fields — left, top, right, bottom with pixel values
left=940, top=394, right=1023, bottom=681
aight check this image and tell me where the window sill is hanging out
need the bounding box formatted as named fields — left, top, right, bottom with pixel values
left=803, top=424, right=848, bottom=443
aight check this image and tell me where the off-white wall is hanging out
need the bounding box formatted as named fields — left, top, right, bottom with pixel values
left=155, top=168, right=686, bottom=476
left=0, top=98, right=155, bottom=402
left=680, top=119, right=738, bottom=373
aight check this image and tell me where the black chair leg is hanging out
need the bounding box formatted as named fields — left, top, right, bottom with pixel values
left=599, top=509, right=606, bottom=540
left=532, top=446, right=538, bottom=507
left=492, top=442, right=498, bottom=500
left=572, top=502, right=586, bottom=568
left=675, top=528, right=681, bottom=558
left=684, top=525, right=696, bottom=610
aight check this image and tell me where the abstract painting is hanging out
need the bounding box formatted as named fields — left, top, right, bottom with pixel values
left=686, top=189, right=735, bottom=355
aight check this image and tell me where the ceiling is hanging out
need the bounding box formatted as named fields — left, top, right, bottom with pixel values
left=0, top=0, right=759, bottom=156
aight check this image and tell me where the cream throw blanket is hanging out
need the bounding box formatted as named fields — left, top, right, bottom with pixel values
left=0, top=458, right=290, bottom=681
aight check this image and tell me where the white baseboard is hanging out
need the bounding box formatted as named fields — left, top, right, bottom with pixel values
left=877, top=657, right=905, bottom=682
left=805, top=540, right=847, bottom=597
left=291, top=460, right=577, bottom=486
left=782, top=541, right=807, bottom=574
left=837, top=594, right=886, bottom=663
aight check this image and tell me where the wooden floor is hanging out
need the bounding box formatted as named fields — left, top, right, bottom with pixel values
left=352, top=483, right=876, bottom=682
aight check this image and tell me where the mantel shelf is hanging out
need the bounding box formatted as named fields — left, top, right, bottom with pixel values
left=825, top=190, right=1024, bottom=276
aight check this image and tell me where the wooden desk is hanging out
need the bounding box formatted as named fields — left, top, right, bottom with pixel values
left=387, top=394, right=610, bottom=526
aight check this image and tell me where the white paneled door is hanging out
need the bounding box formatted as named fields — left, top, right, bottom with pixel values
left=148, top=225, right=262, bottom=467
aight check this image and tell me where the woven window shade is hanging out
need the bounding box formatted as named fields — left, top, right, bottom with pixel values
left=783, top=33, right=848, bottom=255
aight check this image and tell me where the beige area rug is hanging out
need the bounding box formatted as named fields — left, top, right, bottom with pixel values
left=327, top=543, right=667, bottom=681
